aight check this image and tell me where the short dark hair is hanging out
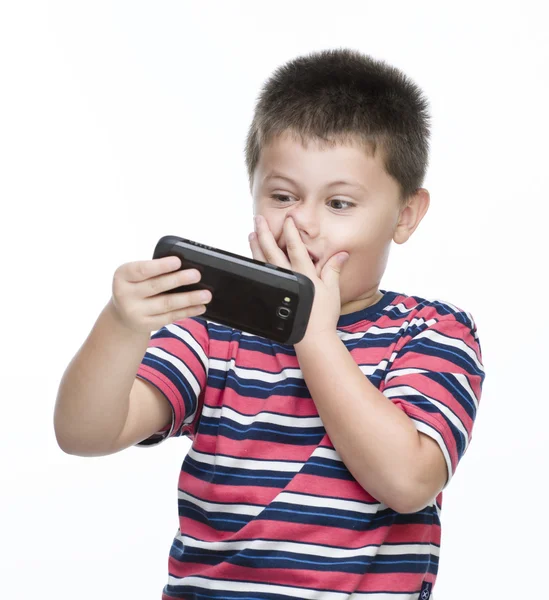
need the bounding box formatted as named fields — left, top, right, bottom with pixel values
left=245, top=48, right=431, bottom=202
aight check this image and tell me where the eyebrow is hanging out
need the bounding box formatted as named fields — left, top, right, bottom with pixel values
left=263, top=172, right=368, bottom=194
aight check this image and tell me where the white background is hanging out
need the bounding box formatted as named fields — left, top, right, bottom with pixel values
left=1, top=1, right=547, bottom=598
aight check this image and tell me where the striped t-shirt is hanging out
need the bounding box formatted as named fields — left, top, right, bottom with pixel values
left=136, top=289, right=484, bottom=599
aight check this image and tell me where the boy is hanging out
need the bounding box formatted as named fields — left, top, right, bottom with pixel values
left=55, top=48, right=484, bottom=599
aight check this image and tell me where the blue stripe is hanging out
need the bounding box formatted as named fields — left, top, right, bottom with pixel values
left=216, top=421, right=324, bottom=438
left=184, top=460, right=294, bottom=482
left=410, top=338, right=483, bottom=376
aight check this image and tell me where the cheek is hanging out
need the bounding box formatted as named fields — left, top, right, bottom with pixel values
left=262, top=214, right=285, bottom=244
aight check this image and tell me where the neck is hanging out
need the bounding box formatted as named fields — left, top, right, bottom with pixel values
left=340, top=288, right=383, bottom=315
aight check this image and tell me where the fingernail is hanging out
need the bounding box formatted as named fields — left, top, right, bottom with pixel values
left=254, top=215, right=261, bottom=228
left=248, top=232, right=256, bottom=242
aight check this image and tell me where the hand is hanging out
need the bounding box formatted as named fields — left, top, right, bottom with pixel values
left=109, top=257, right=212, bottom=334
left=249, top=214, right=349, bottom=343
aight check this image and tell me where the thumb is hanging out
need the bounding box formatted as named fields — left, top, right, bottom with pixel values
left=321, top=252, right=349, bottom=288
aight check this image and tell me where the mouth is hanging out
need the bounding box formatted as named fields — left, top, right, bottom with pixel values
left=282, top=247, right=320, bottom=265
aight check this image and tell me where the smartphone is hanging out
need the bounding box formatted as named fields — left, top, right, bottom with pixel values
left=153, top=235, right=315, bottom=345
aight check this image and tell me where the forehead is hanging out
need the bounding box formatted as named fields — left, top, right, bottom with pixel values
left=255, top=132, right=395, bottom=194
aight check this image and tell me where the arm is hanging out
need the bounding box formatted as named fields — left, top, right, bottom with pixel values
left=54, top=300, right=171, bottom=456
left=295, top=331, right=447, bottom=514
left=54, top=256, right=211, bottom=457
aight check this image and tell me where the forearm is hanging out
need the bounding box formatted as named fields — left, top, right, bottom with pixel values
left=295, top=332, right=441, bottom=513
left=54, top=299, right=150, bottom=455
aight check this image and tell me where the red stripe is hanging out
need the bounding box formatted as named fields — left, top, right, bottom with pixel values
left=181, top=472, right=282, bottom=508
left=193, top=432, right=319, bottom=462
left=166, top=560, right=427, bottom=593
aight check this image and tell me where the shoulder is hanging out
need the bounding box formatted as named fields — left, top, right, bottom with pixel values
left=383, top=290, right=479, bottom=334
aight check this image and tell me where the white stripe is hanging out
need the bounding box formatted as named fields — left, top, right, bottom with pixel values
left=211, top=356, right=414, bottom=389
left=312, top=447, right=342, bottom=461
left=147, top=346, right=201, bottom=394
left=338, top=324, right=401, bottom=340
left=178, top=490, right=263, bottom=516
left=187, top=447, right=304, bottom=472
left=453, top=372, right=479, bottom=410
left=366, top=324, right=404, bottom=335
left=168, top=576, right=349, bottom=599
left=201, top=404, right=323, bottom=428
left=276, top=491, right=385, bottom=514
left=340, top=317, right=435, bottom=339
left=385, top=369, right=478, bottom=414
left=383, top=384, right=469, bottom=448
left=385, top=369, right=478, bottom=413
left=379, top=542, right=440, bottom=557
left=337, top=317, right=436, bottom=347
left=164, top=323, right=208, bottom=370
left=349, top=592, right=421, bottom=599
left=208, top=356, right=232, bottom=373
left=210, top=358, right=304, bottom=382
left=358, top=362, right=387, bottom=376
left=414, top=328, right=483, bottom=372
left=435, top=499, right=442, bottom=518
left=410, top=317, right=437, bottom=328
left=411, top=420, right=453, bottom=483
left=431, top=373, right=478, bottom=418
left=178, top=532, right=439, bottom=559
left=385, top=367, right=429, bottom=382
left=168, top=576, right=420, bottom=599
left=179, top=489, right=388, bottom=523
left=211, top=358, right=397, bottom=388
left=433, top=298, right=461, bottom=313
left=147, top=347, right=200, bottom=426
left=385, top=302, right=413, bottom=314
left=376, top=317, right=437, bottom=333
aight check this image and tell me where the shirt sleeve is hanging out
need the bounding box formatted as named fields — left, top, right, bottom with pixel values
left=134, top=317, right=210, bottom=447
left=379, top=312, right=484, bottom=486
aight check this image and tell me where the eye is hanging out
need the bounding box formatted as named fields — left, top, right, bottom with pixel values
left=329, top=199, right=355, bottom=210
left=271, top=194, right=294, bottom=203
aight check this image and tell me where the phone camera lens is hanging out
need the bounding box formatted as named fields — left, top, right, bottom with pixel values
left=277, top=306, right=291, bottom=319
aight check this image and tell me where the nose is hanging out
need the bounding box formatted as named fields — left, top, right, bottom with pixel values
left=286, top=201, right=320, bottom=238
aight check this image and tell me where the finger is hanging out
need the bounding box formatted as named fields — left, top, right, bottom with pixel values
left=147, top=302, right=209, bottom=330
left=320, top=252, right=349, bottom=290
left=147, top=287, right=212, bottom=317
left=283, top=217, right=316, bottom=276
left=124, top=257, right=182, bottom=283
left=248, top=232, right=267, bottom=262
left=254, top=214, right=291, bottom=268
left=140, top=266, right=202, bottom=298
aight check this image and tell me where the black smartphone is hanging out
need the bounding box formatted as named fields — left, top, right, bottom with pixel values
left=153, top=235, right=315, bottom=345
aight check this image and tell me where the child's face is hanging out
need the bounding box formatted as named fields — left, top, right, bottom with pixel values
left=251, top=132, right=405, bottom=314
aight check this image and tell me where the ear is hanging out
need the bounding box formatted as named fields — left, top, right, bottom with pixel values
left=393, top=188, right=430, bottom=245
